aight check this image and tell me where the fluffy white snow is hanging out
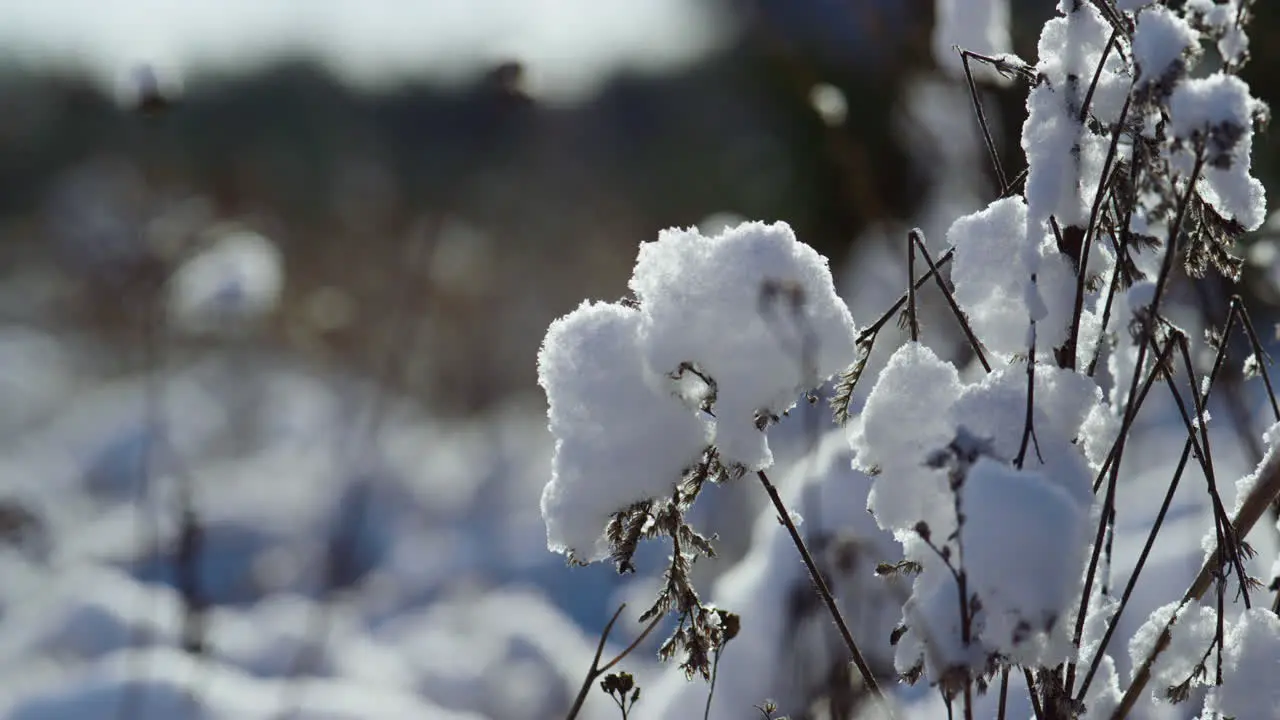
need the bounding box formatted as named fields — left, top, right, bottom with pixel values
left=631, top=221, right=858, bottom=470
left=945, top=196, right=1081, bottom=357
left=851, top=342, right=963, bottom=535
left=539, top=221, right=858, bottom=562
left=1229, top=421, right=1280, bottom=518
left=1023, top=1, right=1127, bottom=233
left=538, top=300, right=712, bottom=562
left=961, top=458, right=1091, bottom=665
left=1126, top=599, right=1218, bottom=704
left=1184, top=0, right=1252, bottom=66
left=1132, top=6, right=1200, bottom=88
left=1201, top=607, right=1280, bottom=718
left=1170, top=72, right=1267, bottom=231
left=852, top=335, right=1099, bottom=683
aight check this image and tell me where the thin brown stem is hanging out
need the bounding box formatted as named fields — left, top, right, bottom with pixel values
left=565, top=604, right=664, bottom=720
left=959, top=50, right=1007, bottom=193
left=755, top=469, right=893, bottom=717
left=906, top=230, right=920, bottom=342
left=860, top=249, right=955, bottom=342
left=1065, top=90, right=1132, bottom=371
left=1111, top=446, right=1280, bottom=717
left=1067, top=150, right=1207, bottom=696
left=1025, top=668, right=1046, bottom=720
left=908, top=230, right=990, bottom=372
left=997, top=667, right=1009, bottom=720
left=702, top=648, right=722, bottom=720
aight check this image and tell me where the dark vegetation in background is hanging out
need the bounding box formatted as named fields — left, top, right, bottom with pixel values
left=0, top=0, right=1275, bottom=416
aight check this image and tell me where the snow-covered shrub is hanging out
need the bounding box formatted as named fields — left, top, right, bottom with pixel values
left=538, top=1, right=1280, bottom=718
left=538, top=221, right=858, bottom=681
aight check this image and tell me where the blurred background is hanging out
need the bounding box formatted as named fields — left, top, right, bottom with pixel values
left=2, top=1, right=1280, bottom=718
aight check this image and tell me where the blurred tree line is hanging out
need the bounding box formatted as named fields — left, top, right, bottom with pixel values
left=0, top=0, right=1275, bottom=415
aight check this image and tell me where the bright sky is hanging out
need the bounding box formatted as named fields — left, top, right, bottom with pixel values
left=0, top=0, right=729, bottom=101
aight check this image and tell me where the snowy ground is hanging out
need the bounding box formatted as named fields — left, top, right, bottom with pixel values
left=3, top=254, right=1274, bottom=720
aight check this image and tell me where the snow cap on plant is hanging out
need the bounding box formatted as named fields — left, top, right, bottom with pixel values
left=538, top=300, right=711, bottom=562
left=631, top=220, right=858, bottom=470
left=853, top=342, right=1099, bottom=687
left=539, top=221, right=857, bottom=564
left=945, top=196, right=1081, bottom=358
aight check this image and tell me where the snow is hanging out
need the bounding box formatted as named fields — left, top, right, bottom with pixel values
left=1132, top=7, right=1200, bottom=88
left=945, top=196, right=1081, bottom=357
left=850, top=342, right=962, bottom=534
left=1023, top=1, right=1126, bottom=232
left=1184, top=0, right=1252, bottom=66
left=376, top=588, right=599, bottom=720
left=1104, top=280, right=1158, bottom=409
left=951, top=365, right=1099, bottom=510
left=1202, top=607, right=1280, bottom=718
left=166, top=229, right=284, bottom=335
left=1076, top=592, right=1123, bottom=718
left=961, top=458, right=1090, bottom=664
left=537, top=219, right=861, bottom=562
left=852, top=335, right=1100, bottom=683
left=1217, top=25, right=1250, bottom=67
left=0, top=329, right=614, bottom=719
left=538, top=300, right=712, bottom=562
left=1126, top=600, right=1219, bottom=704
left=1079, top=401, right=1122, bottom=471
left=1169, top=73, right=1268, bottom=231
left=1229, top=421, right=1280, bottom=518
left=630, top=221, right=857, bottom=470
left=1170, top=73, right=1256, bottom=140
left=1, top=646, right=486, bottom=720
left=538, top=219, right=858, bottom=561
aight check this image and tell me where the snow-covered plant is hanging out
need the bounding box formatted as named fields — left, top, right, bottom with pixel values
left=538, top=221, right=861, bottom=683
left=538, top=1, right=1280, bottom=717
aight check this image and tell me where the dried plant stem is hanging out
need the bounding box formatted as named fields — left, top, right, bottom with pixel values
left=908, top=229, right=990, bottom=372
left=906, top=231, right=920, bottom=342
left=1230, top=295, right=1280, bottom=422
left=1064, top=91, right=1131, bottom=370
left=1066, top=151, right=1206, bottom=695
left=1015, top=323, right=1040, bottom=469
left=755, top=470, right=893, bottom=717
left=859, top=249, right=955, bottom=342
left=703, top=647, right=722, bottom=720
left=958, top=49, right=1008, bottom=192
left=1111, top=447, right=1280, bottom=718
left=996, top=667, right=1009, bottom=720
left=1087, top=200, right=1138, bottom=377
left=1075, top=337, right=1175, bottom=619
left=1076, top=437, right=1192, bottom=699
left=565, top=604, right=664, bottom=720
left=1079, top=28, right=1119, bottom=124
left=1025, top=668, right=1046, bottom=720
